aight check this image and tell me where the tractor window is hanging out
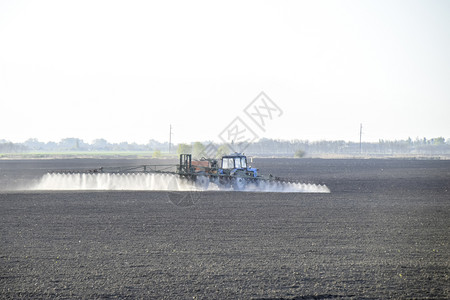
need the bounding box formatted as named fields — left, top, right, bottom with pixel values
left=222, top=158, right=234, bottom=169
left=241, top=157, right=247, bottom=168
left=234, top=157, right=242, bottom=168
left=222, top=158, right=228, bottom=169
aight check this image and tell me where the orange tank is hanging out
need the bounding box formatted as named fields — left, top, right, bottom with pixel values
left=191, top=160, right=210, bottom=173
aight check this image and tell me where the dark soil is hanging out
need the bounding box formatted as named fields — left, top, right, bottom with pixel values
left=1, top=158, right=449, bottom=299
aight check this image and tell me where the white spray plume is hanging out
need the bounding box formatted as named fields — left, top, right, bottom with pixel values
left=33, top=173, right=330, bottom=193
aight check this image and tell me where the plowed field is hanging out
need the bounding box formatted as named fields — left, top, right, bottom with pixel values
left=1, top=158, right=449, bottom=299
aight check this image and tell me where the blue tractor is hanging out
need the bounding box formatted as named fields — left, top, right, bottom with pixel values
left=180, top=152, right=271, bottom=190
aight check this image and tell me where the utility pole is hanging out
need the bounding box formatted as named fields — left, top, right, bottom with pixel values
left=359, top=123, right=363, bottom=154
left=169, top=124, right=172, bottom=154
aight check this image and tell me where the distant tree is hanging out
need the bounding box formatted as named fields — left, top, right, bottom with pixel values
left=192, top=142, right=205, bottom=159
left=92, top=138, right=109, bottom=150
left=177, top=143, right=192, bottom=155
left=0, top=142, right=28, bottom=153
left=152, top=150, right=162, bottom=158
left=45, top=141, right=57, bottom=151
left=24, top=138, right=45, bottom=151
left=148, top=139, right=168, bottom=151
left=294, top=149, right=306, bottom=158
left=216, top=144, right=230, bottom=158
left=59, top=138, right=82, bottom=151
left=433, top=137, right=445, bottom=145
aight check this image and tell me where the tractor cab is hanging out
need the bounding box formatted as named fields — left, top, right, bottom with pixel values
left=221, top=154, right=247, bottom=170
left=220, top=153, right=258, bottom=177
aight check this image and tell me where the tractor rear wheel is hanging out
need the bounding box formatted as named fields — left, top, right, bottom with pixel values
left=195, top=174, right=210, bottom=190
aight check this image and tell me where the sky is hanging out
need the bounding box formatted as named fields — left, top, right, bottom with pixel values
left=1, top=0, right=449, bottom=144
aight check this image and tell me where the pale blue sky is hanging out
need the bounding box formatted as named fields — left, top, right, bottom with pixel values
left=1, top=0, right=449, bottom=144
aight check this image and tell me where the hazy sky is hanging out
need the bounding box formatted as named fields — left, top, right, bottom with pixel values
left=1, top=0, right=449, bottom=144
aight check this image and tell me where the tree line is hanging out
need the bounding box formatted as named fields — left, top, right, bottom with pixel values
left=1, top=137, right=449, bottom=156
left=244, top=137, right=450, bottom=156
left=0, top=138, right=168, bottom=153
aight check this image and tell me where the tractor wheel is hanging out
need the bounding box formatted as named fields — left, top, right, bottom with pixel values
left=195, top=174, right=210, bottom=190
